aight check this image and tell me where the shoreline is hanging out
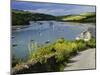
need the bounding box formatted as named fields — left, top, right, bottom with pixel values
left=12, top=21, right=95, bottom=31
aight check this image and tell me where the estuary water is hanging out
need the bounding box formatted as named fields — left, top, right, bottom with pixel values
left=12, top=21, right=95, bottom=60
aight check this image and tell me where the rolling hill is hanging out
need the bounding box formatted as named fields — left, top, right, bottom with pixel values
left=57, top=12, right=96, bottom=23
left=12, top=9, right=56, bottom=25
left=12, top=9, right=96, bottom=25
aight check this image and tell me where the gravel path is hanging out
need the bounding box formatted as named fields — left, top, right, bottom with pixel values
left=64, top=48, right=96, bottom=71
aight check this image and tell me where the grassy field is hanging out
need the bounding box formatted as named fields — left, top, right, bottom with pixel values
left=57, top=12, right=96, bottom=23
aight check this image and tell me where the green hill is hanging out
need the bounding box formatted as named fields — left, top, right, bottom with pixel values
left=12, top=9, right=96, bottom=25
left=12, top=9, right=56, bottom=25
left=56, top=12, right=96, bottom=23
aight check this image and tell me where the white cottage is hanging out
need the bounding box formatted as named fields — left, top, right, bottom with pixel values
left=76, top=30, right=92, bottom=41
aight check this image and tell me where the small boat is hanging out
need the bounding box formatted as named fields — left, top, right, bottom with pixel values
left=12, top=44, right=17, bottom=47
left=45, top=40, right=50, bottom=44
left=39, top=22, right=43, bottom=25
left=38, top=22, right=43, bottom=25
left=17, top=27, right=21, bottom=30
left=12, top=36, right=15, bottom=39
left=30, top=40, right=34, bottom=42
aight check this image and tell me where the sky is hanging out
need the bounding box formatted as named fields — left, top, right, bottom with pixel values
left=11, top=1, right=96, bottom=16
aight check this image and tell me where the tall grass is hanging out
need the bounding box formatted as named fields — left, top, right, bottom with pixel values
left=12, top=55, right=23, bottom=67
left=86, top=38, right=96, bottom=48
left=29, top=38, right=95, bottom=62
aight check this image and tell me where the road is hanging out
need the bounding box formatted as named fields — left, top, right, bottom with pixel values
left=64, top=48, right=96, bottom=71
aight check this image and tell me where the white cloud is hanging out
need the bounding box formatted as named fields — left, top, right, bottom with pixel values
left=24, top=5, right=95, bottom=16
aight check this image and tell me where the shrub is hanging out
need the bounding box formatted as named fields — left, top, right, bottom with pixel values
left=86, top=38, right=96, bottom=48
left=29, top=38, right=95, bottom=63
left=54, top=40, right=77, bottom=62
left=74, top=40, right=87, bottom=51
left=56, top=38, right=65, bottom=43
left=68, top=42, right=78, bottom=55
left=29, top=44, right=54, bottom=63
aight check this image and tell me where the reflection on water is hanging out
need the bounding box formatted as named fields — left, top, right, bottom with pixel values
left=12, top=21, right=95, bottom=60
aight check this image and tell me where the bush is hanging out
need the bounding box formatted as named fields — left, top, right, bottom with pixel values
left=54, top=42, right=69, bottom=62
left=56, top=38, right=65, bottom=43
left=29, top=45, right=55, bottom=63
left=74, top=40, right=87, bottom=51
left=86, top=38, right=96, bottom=48
left=54, top=39, right=78, bottom=62
left=69, top=42, right=78, bottom=55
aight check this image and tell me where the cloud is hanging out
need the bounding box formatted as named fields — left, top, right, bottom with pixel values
left=12, top=1, right=95, bottom=16
left=25, top=6, right=95, bottom=16
left=26, top=8, right=68, bottom=15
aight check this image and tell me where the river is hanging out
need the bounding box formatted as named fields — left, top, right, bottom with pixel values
left=12, top=21, right=95, bottom=60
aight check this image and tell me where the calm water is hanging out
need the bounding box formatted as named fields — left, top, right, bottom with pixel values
left=12, top=21, right=95, bottom=60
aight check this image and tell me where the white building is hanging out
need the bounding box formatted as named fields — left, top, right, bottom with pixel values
left=76, top=30, right=92, bottom=41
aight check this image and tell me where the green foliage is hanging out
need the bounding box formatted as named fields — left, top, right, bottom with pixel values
left=57, top=12, right=96, bottom=23
left=29, top=44, right=54, bottom=63
left=54, top=40, right=80, bottom=62
left=12, top=55, right=23, bottom=67
left=54, top=44, right=70, bottom=62
left=12, top=9, right=56, bottom=25
left=86, top=38, right=96, bottom=48
left=12, top=9, right=96, bottom=25
left=56, top=37, right=65, bottom=43
left=74, top=40, right=87, bottom=51
left=29, top=38, right=96, bottom=64
left=13, top=38, right=96, bottom=72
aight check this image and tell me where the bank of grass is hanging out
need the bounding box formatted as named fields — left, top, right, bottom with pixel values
left=29, top=38, right=95, bottom=63
left=57, top=12, right=96, bottom=23
left=86, top=38, right=96, bottom=48
left=12, top=38, right=96, bottom=73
